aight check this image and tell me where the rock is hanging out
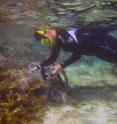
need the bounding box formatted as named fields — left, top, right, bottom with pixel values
left=16, top=2, right=24, bottom=6
left=0, top=45, right=10, bottom=58
left=82, top=104, right=92, bottom=112
left=9, top=15, right=19, bottom=21
left=21, top=10, right=40, bottom=19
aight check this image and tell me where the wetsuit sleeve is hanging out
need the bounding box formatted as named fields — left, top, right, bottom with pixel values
left=61, top=53, right=81, bottom=68
left=40, top=45, right=60, bottom=67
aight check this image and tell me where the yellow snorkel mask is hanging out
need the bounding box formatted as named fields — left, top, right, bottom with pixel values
left=35, top=30, right=51, bottom=46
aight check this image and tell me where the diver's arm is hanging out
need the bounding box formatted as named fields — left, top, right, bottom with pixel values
left=60, top=53, right=81, bottom=68
left=40, top=46, right=60, bottom=67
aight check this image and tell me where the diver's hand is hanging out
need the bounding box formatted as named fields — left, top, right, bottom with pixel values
left=50, top=64, right=63, bottom=74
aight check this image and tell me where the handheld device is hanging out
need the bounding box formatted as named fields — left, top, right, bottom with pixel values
left=28, top=63, right=69, bottom=103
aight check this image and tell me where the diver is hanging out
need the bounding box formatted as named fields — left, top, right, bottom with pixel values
left=34, top=26, right=117, bottom=74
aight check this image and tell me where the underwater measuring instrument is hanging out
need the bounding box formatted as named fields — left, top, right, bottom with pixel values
left=28, top=63, right=50, bottom=80
left=28, top=63, right=68, bottom=82
left=28, top=63, right=69, bottom=102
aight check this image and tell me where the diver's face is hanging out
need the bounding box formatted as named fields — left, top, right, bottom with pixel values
left=44, top=29, right=56, bottom=45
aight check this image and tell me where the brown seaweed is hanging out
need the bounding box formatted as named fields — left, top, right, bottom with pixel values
left=0, top=68, right=46, bottom=124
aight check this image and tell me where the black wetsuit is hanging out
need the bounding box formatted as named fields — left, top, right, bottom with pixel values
left=41, top=27, right=117, bottom=68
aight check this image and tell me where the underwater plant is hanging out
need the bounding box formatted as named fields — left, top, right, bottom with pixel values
left=0, top=67, right=46, bottom=124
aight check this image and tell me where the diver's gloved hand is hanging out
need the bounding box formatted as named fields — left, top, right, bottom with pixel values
left=50, top=64, right=63, bottom=74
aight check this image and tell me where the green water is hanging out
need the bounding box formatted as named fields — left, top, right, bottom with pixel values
left=0, top=1, right=117, bottom=123
left=0, top=0, right=117, bottom=85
